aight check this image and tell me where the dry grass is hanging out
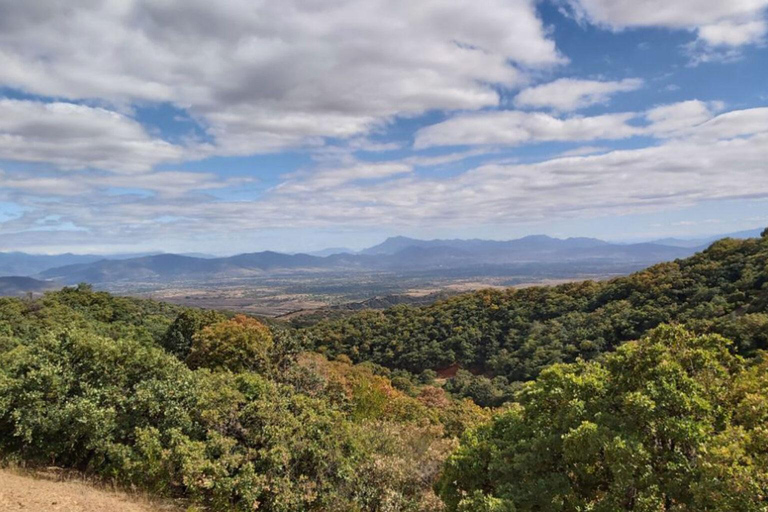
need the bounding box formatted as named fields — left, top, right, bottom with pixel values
left=0, top=467, right=185, bottom=512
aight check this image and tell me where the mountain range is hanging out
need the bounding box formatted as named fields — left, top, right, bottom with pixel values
left=0, top=228, right=761, bottom=290
left=0, top=276, right=57, bottom=296
left=36, top=235, right=699, bottom=285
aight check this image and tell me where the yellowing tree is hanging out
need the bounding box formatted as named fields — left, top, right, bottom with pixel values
left=186, top=315, right=273, bottom=373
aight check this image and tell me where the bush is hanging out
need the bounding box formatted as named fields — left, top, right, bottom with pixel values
left=186, top=315, right=273, bottom=373
left=0, top=314, right=465, bottom=511
left=437, top=326, right=768, bottom=511
left=161, top=309, right=226, bottom=359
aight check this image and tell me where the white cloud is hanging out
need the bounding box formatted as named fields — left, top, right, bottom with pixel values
left=413, top=99, right=732, bottom=148
left=514, top=78, right=643, bottom=111
left=0, top=168, right=243, bottom=198
left=565, top=0, right=768, bottom=50
left=0, top=0, right=562, bottom=154
left=677, top=106, right=768, bottom=140
left=6, top=105, right=766, bottom=250
left=277, top=162, right=412, bottom=193
left=414, top=111, right=638, bottom=148
left=698, top=19, right=767, bottom=46
left=259, top=108, right=768, bottom=227
left=0, top=99, right=184, bottom=173
left=643, top=100, right=721, bottom=135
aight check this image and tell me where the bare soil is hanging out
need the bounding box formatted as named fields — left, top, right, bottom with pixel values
left=0, top=469, right=181, bottom=512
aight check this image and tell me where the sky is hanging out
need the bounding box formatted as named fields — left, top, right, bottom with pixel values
left=0, top=0, right=767, bottom=255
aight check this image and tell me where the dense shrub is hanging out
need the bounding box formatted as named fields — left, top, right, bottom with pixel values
left=437, top=326, right=768, bottom=511
left=161, top=308, right=226, bottom=359
left=0, top=287, right=482, bottom=511
left=306, top=235, right=768, bottom=396
left=186, top=315, right=273, bottom=373
left=0, top=326, right=464, bottom=510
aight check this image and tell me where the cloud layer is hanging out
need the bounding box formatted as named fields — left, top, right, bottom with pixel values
left=2, top=105, right=767, bottom=250
left=0, top=0, right=766, bottom=251
left=0, top=0, right=561, bottom=154
left=514, top=78, right=643, bottom=111
left=413, top=100, right=727, bottom=148
left=0, top=99, right=184, bottom=172
left=565, top=0, right=768, bottom=47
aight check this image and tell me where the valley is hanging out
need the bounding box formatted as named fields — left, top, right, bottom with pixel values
left=4, top=232, right=742, bottom=315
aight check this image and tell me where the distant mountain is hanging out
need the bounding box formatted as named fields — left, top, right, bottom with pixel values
left=38, top=233, right=709, bottom=286
left=0, top=276, right=57, bottom=296
left=361, top=235, right=610, bottom=257
left=0, top=253, right=103, bottom=277
left=0, top=251, right=166, bottom=276
left=650, top=228, right=763, bottom=248
left=306, top=247, right=356, bottom=257
left=39, top=251, right=340, bottom=284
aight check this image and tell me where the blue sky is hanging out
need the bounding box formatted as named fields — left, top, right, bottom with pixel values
left=0, top=0, right=766, bottom=254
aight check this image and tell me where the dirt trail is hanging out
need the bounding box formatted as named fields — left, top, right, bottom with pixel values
left=0, top=469, right=180, bottom=512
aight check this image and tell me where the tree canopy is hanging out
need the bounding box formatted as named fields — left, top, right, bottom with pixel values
left=3, top=234, right=768, bottom=510
left=437, top=325, right=768, bottom=511
left=305, top=235, right=768, bottom=397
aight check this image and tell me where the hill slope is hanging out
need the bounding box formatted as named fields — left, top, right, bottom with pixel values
left=306, top=233, right=768, bottom=390
left=2, top=234, right=768, bottom=511
left=0, top=276, right=56, bottom=295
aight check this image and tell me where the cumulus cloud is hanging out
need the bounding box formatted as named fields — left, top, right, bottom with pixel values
left=0, top=99, right=184, bottom=172
left=514, top=78, right=643, bottom=111
left=6, top=105, right=767, bottom=251
left=564, top=0, right=768, bottom=57
left=414, top=111, right=638, bottom=148
left=698, top=19, right=767, bottom=46
left=0, top=0, right=562, bottom=154
left=643, top=100, right=722, bottom=135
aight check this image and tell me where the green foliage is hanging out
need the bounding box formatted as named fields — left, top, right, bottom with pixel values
left=4, top=235, right=768, bottom=510
left=306, top=236, right=768, bottom=396
left=161, top=308, right=226, bottom=359
left=0, top=287, right=483, bottom=511
left=437, top=325, right=768, bottom=511
left=186, top=315, right=273, bottom=373
left=443, top=371, right=518, bottom=408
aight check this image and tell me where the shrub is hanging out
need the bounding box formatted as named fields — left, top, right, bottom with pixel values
left=437, top=326, right=768, bottom=511
left=186, top=315, right=273, bottom=373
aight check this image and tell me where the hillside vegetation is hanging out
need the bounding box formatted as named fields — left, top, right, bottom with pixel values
left=438, top=326, right=768, bottom=511
left=0, top=286, right=485, bottom=511
left=305, top=233, right=768, bottom=405
left=1, top=233, right=768, bottom=510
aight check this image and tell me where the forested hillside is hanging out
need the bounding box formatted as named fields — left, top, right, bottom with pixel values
left=0, top=286, right=486, bottom=511
left=305, top=233, right=768, bottom=404
left=2, top=233, right=768, bottom=510
left=438, top=326, right=768, bottom=511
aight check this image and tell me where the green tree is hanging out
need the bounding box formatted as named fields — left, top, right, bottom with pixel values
left=161, top=309, right=225, bottom=358
left=186, top=315, right=274, bottom=373
left=437, top=325, right=768, bottom=511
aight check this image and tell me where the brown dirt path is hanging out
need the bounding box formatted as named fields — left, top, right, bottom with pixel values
left=0, top=469, right=181, bottom=512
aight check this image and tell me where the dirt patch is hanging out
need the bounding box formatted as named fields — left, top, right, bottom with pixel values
left=0, top=469, right=181, bottom=512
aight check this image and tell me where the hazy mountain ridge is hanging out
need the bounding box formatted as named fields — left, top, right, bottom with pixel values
left=649, top=228, right=763, bottom=248
left=0, top=276, right=57, bottom=296
left=0, top=251, right=164, bottom=276
left=12, top=228, right=760, bottom=286
left=38, top=236, right=698, bottom=285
